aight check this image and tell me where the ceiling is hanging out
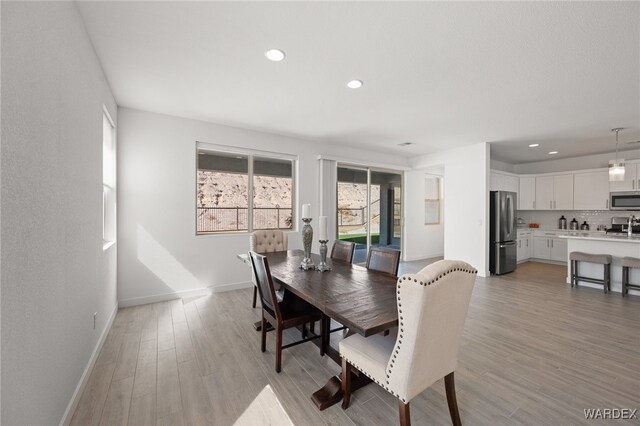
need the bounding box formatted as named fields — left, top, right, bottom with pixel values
left=77, top=1, right=640, bottom=162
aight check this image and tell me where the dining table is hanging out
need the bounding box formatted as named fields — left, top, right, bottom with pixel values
left=262, top=249, right=400, bottom=410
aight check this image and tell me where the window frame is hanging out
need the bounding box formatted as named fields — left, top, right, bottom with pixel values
left=195, top=142, right=298, bottom=236
left=102, top=106, right=116, bottom=250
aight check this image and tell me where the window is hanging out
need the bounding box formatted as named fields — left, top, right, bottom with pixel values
left=196, top=147, right=295, bottom=234
left=103, top=108, right=116, bottom=247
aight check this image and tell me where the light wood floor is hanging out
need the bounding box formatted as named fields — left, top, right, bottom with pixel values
left=71, top=261, right=640, bottom=425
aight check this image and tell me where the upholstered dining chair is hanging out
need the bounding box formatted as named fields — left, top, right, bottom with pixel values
left=366, top=246, right=401, bottom=276
left=339, top=260, right=477, bottom=426
left=249, top=251, right=322, bottom=373
left=331, top=240, right=356, bottom=263
left=249, top=230, right=288, bottom=308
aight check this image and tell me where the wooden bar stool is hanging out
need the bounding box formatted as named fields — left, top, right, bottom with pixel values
left=622, top=257, right=640, bottom=297
left=570, top=252, right=612, bottom=294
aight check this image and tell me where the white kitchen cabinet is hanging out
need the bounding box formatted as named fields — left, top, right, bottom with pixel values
left=574, top=170, right=609, bottom=210
left=533, top=236, right=550, bottom=259
left=609, top=163, right=639, bottom=192
left=517, top=231, right=532, bottom=262
left=532, top=231, right=568, bottom=263
left=534, top=174, right=573, bottom=210
left=535, top=176, right=554, bottom=210
left=519, top=177, right=536, bottom=210
left=550, top=237, right=567, bottom=262
left=490, top=171, right=519, bottom=193
left=553, top=174, right=574, bottom=210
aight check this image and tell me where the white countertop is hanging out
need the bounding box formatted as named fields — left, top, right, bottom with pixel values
left=559, top=233, right=640, bottom=244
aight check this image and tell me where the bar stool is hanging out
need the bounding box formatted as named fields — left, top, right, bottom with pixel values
left=570, top=252, right=612, bottom=294
left=622, top=257, right=640, bottom=297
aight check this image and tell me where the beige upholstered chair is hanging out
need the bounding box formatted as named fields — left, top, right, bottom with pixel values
left=339, top=260, right=477, bottom=426
left=249, top=230, right=288, bottom=308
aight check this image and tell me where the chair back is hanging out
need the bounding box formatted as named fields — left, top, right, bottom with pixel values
left=250, top=230, right=288, bottom=253
left=366, top=247, right=401, bottom=276
left=331, top=240, right=355, bottom=263
left=386, top=260, right=477, bottom=402
left=249, top=251, right=281, bottom=321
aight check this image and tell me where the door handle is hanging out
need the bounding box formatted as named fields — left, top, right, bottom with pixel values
left=546, top=239, right=549, bottom=248
left=526, top=239, right=529, bottom=247
left=551, top=239, right=554, bottom=248
left=606, top=199, right=609, bottom=209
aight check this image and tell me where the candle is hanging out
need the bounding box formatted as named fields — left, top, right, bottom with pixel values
left=319, top=216, right=327, bottom=240
left=302, top=203, right=310, bottom=219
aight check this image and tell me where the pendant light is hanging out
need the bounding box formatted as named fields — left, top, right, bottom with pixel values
left=609, top=128, right=625, bottom=182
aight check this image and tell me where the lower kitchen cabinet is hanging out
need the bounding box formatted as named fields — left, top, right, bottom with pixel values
left=550, top=238, right=567, bottom=262
left=533, top=236, right=550, bottom=259
left=516, top=231, right=532, bottom=262
left=533, top=233, right=567, bottom=263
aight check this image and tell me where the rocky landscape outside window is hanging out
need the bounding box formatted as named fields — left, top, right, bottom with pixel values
left=196, top=149, right=295, bottom=234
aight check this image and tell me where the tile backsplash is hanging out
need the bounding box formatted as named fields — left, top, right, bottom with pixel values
left=517, top=210, right=640, bottom=230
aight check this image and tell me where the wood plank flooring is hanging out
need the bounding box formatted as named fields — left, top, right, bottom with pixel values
left=71, top=260, right=640, bottom=425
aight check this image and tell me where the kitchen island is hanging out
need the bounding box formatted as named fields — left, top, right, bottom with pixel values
left=560, top=233, right=640, bottom=295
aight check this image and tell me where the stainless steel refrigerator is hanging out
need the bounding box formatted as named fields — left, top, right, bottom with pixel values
left=489, top=191, right=517, bottom=275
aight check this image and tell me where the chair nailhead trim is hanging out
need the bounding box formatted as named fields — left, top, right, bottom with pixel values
left=377, top=263, right=477, bottom=401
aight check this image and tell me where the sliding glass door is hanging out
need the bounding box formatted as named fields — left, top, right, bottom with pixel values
left=337, top=165, right=402, bottom=264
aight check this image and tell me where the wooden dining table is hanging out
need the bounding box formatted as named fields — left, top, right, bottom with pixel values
left=263, top=249, right=399, bottom=410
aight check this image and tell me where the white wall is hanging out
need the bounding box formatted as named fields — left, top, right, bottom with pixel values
left=403, top=170, right=444, bottom=260
left=1, top=2, right=118, bottom=424
left=407, top=143, right=490, bottom=276
left=490, top=159, right=516, bottom=173
left=117, top=108, right=409, bottom=305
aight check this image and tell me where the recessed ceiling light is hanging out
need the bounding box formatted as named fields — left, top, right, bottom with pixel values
left=529, top=144, right=539, bottom=148
left=548, top=151, right=559, bottom=155
left=347, top=80, right=363, bottom=89
left=265, top=48, right=285, bottom=62
left=398, top=142, right=414, bottom=147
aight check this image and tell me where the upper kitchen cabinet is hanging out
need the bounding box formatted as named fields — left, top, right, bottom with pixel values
left=535, top=174, right=573, bottom=210
left=535, top=176, right=554, bottom=209
left=519, top=176, right=535, bottom=210
left=574, top=170, right=609, bottom=210
left=609, top=162, right=639, bottom=192
left=553, top=174, right=574, bottom=210
left=490, top=171, right=519, bottom=193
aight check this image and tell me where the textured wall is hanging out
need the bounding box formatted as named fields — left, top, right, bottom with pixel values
left=116, top=108, right=409, bottom=305
left=1, top=2, right=117, bottom=424
left=409, top=143, right=490, bottom=276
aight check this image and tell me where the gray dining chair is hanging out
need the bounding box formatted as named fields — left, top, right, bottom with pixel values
left=331, top=240, right=356, bottom=263
left=366, top=246, right=401, bottom=276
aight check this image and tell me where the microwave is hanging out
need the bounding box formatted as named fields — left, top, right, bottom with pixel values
left=609, top=191, right=640, bottom=210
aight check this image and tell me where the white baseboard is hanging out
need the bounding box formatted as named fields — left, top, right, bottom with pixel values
left=527, top=258, right=566, bottom=266
left=118, top=286, right=213, bottom=308
left=118, top=281, right=254, bottom=308
left=60, top=302, right=118, bottom=426
left=211, top=280, right=253, bottom=293
left=403, top=253, right=444, bottom=262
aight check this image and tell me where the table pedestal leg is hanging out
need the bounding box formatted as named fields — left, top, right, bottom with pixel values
left=311, top=373, right=371, bottom=411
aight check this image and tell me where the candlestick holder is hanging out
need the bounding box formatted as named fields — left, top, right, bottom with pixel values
left=300, top=218, right=315, bottom=270
left=316, top=240, right=331, bottom=272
